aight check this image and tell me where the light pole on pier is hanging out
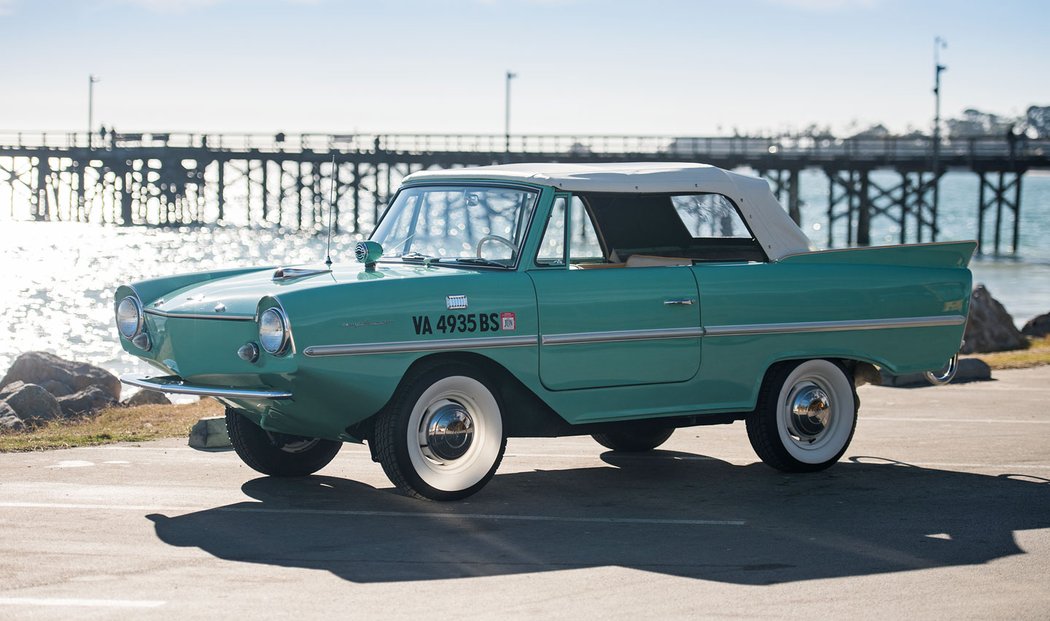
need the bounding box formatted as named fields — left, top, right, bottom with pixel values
left=932, top=37, right=947, bottom=150
left=505, top=70, right=517, bottom=153
left=88, top=74, right=100, bottom=149
left=931, top=37, right=947, bottom=241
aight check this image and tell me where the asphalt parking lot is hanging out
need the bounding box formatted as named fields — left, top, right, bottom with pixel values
left=2, top=366, right=1049, bottom=620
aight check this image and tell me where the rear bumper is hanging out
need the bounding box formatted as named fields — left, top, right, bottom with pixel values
left=120, top=373, right=293, bottom=400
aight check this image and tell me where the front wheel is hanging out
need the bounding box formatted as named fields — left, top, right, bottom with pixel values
left=746, top=359, right=858, bottom=472
left=225, top=409, right=342, bottom=477
left=374, top=363, right=506, bottom=501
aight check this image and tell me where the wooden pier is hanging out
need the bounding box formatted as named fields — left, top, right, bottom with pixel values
left=1, top=131, right=1047, bottom=255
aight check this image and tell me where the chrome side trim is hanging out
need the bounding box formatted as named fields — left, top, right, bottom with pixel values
left=542, top=326, right=704, bottom=346
left=144, top=308, right=255, bottom=322
left=120, top=373, right=292, bottom=400
left=704, top=315, right=967, bottom=337
left=303, top=335, right=539, bottom=357
left=301, top=315, right=963, bottom=357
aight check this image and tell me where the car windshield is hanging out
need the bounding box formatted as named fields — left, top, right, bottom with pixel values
left=371, top=185, right=539, bottom=267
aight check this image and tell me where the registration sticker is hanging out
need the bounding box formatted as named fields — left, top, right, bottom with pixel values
left=500, top=312, right=516, bottom=331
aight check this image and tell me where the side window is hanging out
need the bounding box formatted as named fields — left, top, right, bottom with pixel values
left=568, top=197, right=604, bottom=262
left=671, top=194, right=754, bottom=240
left=536, top=196, right=566, bottom=266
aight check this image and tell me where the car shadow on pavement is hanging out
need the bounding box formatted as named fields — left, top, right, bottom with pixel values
left=147, top=451, right=1050, bottom=584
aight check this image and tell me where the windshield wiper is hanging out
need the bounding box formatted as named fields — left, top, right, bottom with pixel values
left=395, top=253, right=509, bottom=269
left=442, top=257, right=509, bottom=268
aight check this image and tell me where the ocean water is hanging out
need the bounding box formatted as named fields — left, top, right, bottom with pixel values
left=0, top=171, right=1047, bottom=378
left=789, top=169, right=1050, bottom=325
left=790, top=170, right=1050, bottom=261
left=0, top=224, right=364, bottom=380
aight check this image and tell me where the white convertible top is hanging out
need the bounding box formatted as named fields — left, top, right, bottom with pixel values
left=405, top=162, right=814, bottom=260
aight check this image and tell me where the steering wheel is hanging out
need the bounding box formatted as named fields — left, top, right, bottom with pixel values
left=476, top=235, right=516, bottom=259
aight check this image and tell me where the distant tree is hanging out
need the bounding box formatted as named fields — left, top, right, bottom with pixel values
left=799, top=123, right=835, bottom=139
left=1025, top=105, right=1050, bottom=138
left=898, top=128, right=929, bottom=139
left=850, top=123, right=891, bottom=139
left=946, top=108, right=1014, bottom=138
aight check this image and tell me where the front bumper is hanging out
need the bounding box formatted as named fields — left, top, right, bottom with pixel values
left=120, top=373, right=293, bottom=400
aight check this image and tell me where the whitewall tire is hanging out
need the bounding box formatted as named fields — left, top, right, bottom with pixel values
left=375, top=362, right=506, bottom=500
left=746, top=359, right=858, bottom=472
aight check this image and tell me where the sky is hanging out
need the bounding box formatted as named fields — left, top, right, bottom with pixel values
left=0, top=0, right=1047, bottom=137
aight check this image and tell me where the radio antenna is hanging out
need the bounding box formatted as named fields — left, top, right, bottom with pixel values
left=324, top=153, right=336, bottom=267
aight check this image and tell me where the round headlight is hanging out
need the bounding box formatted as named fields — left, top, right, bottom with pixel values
left=116, top=297, right=143, bottom=338
left=259, top=308, right=289, bottom=354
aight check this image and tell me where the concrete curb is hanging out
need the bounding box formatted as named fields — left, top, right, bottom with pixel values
left=189, top=416, right=232, bottom=449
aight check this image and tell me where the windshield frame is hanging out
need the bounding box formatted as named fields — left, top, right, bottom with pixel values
left=370, top=181, right=545, bottom=271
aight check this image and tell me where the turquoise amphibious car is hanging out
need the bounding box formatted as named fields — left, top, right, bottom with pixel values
left=117, top=163, right=974, bottom=500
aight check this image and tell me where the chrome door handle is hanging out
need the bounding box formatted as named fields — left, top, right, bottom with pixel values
left=664, top=298, right=694, bottom=306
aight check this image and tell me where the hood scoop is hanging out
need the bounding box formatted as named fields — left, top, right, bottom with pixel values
left=272, top=267, right=331, bottom=281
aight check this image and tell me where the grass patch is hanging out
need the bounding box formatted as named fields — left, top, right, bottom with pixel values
left=964, top=335, right=1050, bottom=370
left=0, top=398, right=224, bottom=452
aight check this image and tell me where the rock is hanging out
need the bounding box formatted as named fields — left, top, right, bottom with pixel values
left=1022, top=312, right=1050, bottom=338
left=962, top=285, right=1027, bottom=354
left=125, top=389, right=171, bottom=406
left=0, top=381, right=63, bottom=426
left=39, top=380, right=74, bottom=397
left=0, top=402, right=24, bottom=432
left=0, top=381, right=22, bottom=400
left=57, top=385, right=116, bottom=417
left=0, top=351, right=121, bottom=402
left=189, top=416, right=232, bottom=449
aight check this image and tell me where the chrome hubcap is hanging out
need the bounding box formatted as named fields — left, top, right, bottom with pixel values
left=788, top=384, right=832, bottom=442
left=423, top=400, right=474, bottom=461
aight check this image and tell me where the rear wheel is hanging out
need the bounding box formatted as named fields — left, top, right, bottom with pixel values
left=746, top=359, right=857, bottom=472
left=592, top=424, right=675, bottom=452
left=374, top=363, right=506, bottom=501
left=225, top=409, right=342, bottom=477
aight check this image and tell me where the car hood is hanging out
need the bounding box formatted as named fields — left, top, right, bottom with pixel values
left=146, top=261, right=482, bottom=318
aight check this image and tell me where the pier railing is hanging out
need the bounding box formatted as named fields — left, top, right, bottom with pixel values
left=1, top=130, right=1047, bottom=162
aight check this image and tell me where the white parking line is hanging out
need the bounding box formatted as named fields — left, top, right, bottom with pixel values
left=854, top=461, right=1050, bottom=471
left=0, top=501, right=744, bottom=526
left=51, top=446, right=1050, bottom=472
left=0, top=597, right=165, bottom=609
left=78, top=445, right=371, bottom=454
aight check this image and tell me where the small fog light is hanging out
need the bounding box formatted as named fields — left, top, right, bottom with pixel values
left=131, top=332, right=151, bottom=352
left=238, top=342, right=260, bottom=363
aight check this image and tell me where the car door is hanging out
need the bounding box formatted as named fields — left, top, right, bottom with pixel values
left=527, top=194, right=702, bottom=391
